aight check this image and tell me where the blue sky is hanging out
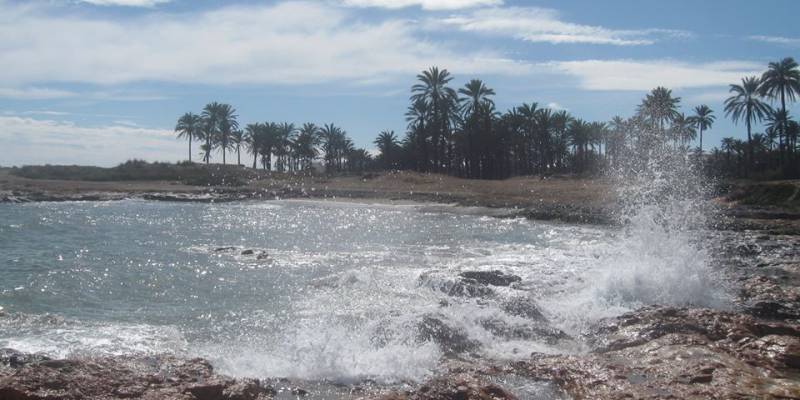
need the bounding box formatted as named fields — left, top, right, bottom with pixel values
left=0, top=0, right=798, bottom=166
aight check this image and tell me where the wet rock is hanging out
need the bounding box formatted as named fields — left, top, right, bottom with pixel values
left=418, top=272, right=495, bottom=298
left=0, top=348, right=49, bottom=369
left=256, top=252, right=270, bottom=260
left=417, top=315, right=480, bottom=355
left=380, top=375, right=518, bottom=400
left=240, top=249, right=255, bottom=255
left=458, top=271, right=521, bottom=287
left=518, top=306, right=800, bottom=399
left=214, top=246, right=237, bottom=252
left=479, top=319, right=569, bottom=345
left=501, top=297, right=547, bottom=322
left=0, top=353, right=274, bottom=400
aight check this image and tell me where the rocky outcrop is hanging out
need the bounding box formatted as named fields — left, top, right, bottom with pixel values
left=0, top=353, right=275, bottom=400
left=516, top=306, right=800, bottom=399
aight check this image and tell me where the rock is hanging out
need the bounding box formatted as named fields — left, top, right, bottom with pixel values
left=240, top=249, right=255, bottom=255
left=0, top=353, right=275, bottom=400
left=418, top=272, right=495, bottom=298
left=747, top=301, right=800, bottom=320
left=0, top=348, right=49, bottom=369
left=417, top=315, right=480, bottom=355
left=518, top=306, right=800, bottom=399
left=479, top=319, right=569, bottom=344
left=215, top=246, right=237, bottom=252
left=256, top=252, right=270, bottom=260
left=501, top=296, right=547, bottom=322
left=380, top=375, right=518, bottom=400
left=459, top=270, right=521, bottom=287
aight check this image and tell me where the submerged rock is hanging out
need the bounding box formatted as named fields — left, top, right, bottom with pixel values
left=501, top=296, right=547, bottom=322
left=214, top=246, right=237, bottom=252
left=417, top=315, right=480, bottom=355
left=418, top=272, right=495, bottom=298
left=240, top=249, right=255, bottom=255
left=458, top=271, right=521, bottom=287
left=0, top=354, right=275, bottom=400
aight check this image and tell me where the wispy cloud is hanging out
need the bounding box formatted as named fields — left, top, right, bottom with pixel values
left=438, top=7, right=690, bottom=46
left=340, top=0, right=501, bottom=10
left=0, top=1, right=531, bottom=87
left=0, top=87, right=76, bottom=100
left=77, top=0, right=172, bottom=7
left=547, top=60, right=762, bottom=91
left=748, top=35, right=800, bottom=47
left=0, top=116, right=180, bottom=166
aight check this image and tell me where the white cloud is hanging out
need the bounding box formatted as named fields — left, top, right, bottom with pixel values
left=547, top=60, right=763, bottom=91
left=748, top=35, right=800, bottom=47
left=0, top=116, right=182, bottom=166
left=340, top=0, right=501, bottom=10
left=545, top=102, right=567, bottom=110
left=0, top=87, right=77, bottom=100
left=439, top=7, right=690, bottom=46
left=77, top=0, right=171, bottom=7
left=0, top=1, right=531, bottom=87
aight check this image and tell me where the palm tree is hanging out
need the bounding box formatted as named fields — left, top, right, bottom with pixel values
left=638, top=87, right=681, bottom=134
left=459, top=79, right=496, bottom=177
left=725, top=76, right=773, bottom=168
left=231, top=129, right=244, bottom=165
left=670, top=113, right=696, bottom=148
left=374, top=130, right=400, bottom=169
left=405, top=98, right=429, bottom=172
left=411, top=67, right=458, bottom=172
left=244, top=123, right=264, bottom=169
left=175, top=112, right=202, bottom=163
left=295, top=123, right=321, bottom=171
left=759, top=57, right=800, bottom=159
left=201, top=102, right=238, bottom=165
left=688, top=105, right=715, bottom=154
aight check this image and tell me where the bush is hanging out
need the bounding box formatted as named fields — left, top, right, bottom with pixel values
left=10, top=161, right=253, bottom=187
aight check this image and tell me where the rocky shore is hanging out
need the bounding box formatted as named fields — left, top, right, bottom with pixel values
left=2, top=172, right=800, bottom=399
left=3, top=228, right=799, bottom=399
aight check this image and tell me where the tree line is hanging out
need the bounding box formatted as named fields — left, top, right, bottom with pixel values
left=177, top=57, right=800, bottom=179
left=175, top=102, right=372, bottom=173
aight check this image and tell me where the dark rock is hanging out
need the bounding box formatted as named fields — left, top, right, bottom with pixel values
left=0, top=348, right=50, bottom=369
left=502, top=297, right=547, bottom=321
left=459, top=270, right=521, bottom=287
left=748, top=301, right=800, bottom=320
left=240, top=249, right=255, bottom=255
left=418, top=272, right=495, bottom=298
left=215, top=246, right=237, bottom=252
left=256, top=252, right=270, bottom=260
left=417, top=315, right=480, bottom=355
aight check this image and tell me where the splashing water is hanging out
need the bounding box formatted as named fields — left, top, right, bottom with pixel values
left=544, top=139, right=729, bottom=336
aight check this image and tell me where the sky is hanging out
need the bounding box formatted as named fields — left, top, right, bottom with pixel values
left=0, top=0, right=798, bottom=167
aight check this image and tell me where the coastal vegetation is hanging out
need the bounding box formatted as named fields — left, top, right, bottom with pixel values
left=174, top=57, right=800, bottom=181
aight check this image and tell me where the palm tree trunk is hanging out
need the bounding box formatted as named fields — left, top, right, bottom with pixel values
left=747, top=117, right=753, bottom=174
left=189, top=139, right=192, bottom=163
left=222, top=148, right=226, bottom=165
left=253, top=153, right=257, bottom=169
left=699, top=127, right=703, bottom=154
left=237, top=145, right=241, bottom=166
left=781, top=89, right=786, bottom=164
